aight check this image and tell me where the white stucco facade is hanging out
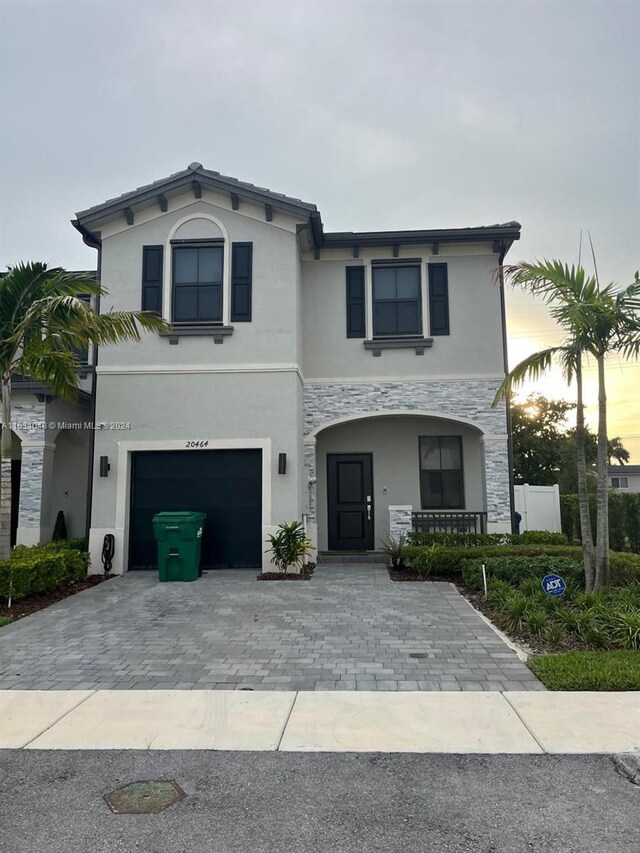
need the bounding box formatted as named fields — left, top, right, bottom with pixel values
left=15, top=164, right=518, bottom=571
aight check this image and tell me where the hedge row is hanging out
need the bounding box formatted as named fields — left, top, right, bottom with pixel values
left=462, top=556, right=583, bottom=590
left=561, top=491, right=640, bottom=552
left=0, top=542, right=89, bottom=602
left=406, top=530, right=568, bottom=548
left=409, top=544, right=640, bottom=586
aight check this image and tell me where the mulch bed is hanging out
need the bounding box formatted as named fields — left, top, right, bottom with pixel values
left=257, top=564, right=315, bottom=581
left=457, top=584, right=588, bottom=655
left=0, top=574, right=115, bottom=624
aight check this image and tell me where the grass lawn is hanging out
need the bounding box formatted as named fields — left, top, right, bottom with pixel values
left=529, top=650, right=640, bottom=690
left=0, top=616, right=13, bottom=628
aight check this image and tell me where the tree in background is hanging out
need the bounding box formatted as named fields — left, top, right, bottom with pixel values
left=512, top=394, right=629, bottom=491
left=0, top=263, right=169, bottom=560
left=495, top=261, right=640, bottom=589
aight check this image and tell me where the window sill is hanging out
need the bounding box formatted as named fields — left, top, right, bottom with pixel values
left=363, top=336, right=433, bottom=356
left=159, top=324, right=235, bottom=345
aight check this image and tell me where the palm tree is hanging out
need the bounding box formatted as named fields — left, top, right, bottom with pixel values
left=0, top=262, right=169, bottom=560
left=494, top=261, right=640, bottom=590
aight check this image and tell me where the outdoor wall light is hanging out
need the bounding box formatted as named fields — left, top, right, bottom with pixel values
left=278, top=453, right=287, bottom=475
left=99, top=456, right=111, bottom=477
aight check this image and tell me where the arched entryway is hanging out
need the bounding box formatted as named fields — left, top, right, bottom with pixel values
left=308, top=412, right=489, bottom=552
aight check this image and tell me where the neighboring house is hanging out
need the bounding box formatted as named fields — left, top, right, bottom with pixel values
left=8, top=284, right=95, bottom=547
left=608, top=465, right=640, bottom=493
left=66, top=162, right=520, bottom=573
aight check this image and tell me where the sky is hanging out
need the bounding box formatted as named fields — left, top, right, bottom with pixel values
left=1, top=0, right=638, bottom=458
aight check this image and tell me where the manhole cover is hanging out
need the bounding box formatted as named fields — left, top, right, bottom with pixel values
left=104, top=780, right=186, bottom=814
left=409, top=653, right=428, bottom=659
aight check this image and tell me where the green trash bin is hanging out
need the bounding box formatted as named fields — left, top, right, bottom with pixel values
left=152, top=511, right=206, bottom=582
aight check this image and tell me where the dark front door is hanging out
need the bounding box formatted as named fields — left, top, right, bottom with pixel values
left=327, top=453, right=374, bottom=551
left=129, top=449, right=262, bottom=570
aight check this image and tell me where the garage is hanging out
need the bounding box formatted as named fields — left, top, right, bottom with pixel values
left=129, top=449, right=262, bottom=570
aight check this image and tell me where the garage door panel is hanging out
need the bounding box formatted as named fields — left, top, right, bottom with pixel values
left=129, top=449, right=262, bottom=570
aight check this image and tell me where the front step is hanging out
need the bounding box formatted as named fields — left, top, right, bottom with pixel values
left=317, top=551, right=389, bottom=564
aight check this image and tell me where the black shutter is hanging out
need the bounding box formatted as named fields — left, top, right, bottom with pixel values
left=142, top=245, right=163, bottom=314
left=428, top=263, right=449, bottom=336
left=346, top=266, right=366, bottom=338
left=231, top=242, right=253, bottom=322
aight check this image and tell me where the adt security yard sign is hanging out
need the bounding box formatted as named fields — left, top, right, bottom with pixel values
left=542, top=574, right=566, bottom=597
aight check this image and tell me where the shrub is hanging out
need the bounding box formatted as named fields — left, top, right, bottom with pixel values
left=407, top=542, right=640, bottom=586
left=528, top=650, right=640, bottom=690
left=514, top=530, right=568, bottom=546
left=527, top=608, right=549, bottom=635
left=561, top=490, right=640, bottom=553
left=600, top=608, right=640, bottom=651
left=462, top=555, right=582, bottom=590
left=406, top=531, right=508, bottom=548
left=379, top=534, right=410, bottom=569
left=500, top=592, right=529, bottom=632
left=0, top=616, right=12, bottom=628
left=486, top=579, right=512, bottom=607
left=266, top=521, right=313, bottom=573
left=412, top=545, right=446, bottom=578
left=0, top=543, right=89, bottom=603
left=406, top=530, right=568, bottom=548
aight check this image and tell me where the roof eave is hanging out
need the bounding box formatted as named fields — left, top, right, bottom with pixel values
left=75, top=169, right=318, bottom=230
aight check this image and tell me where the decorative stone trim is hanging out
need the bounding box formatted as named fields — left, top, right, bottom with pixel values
left=389, top=505, right=412, bottom=540
left=303, top=380, right=511, bottom=529
left=303, top=380, right=507, bottom=437
left=159, top=324, right=234, bottom=345
left=363, top=337, right=433, bottom=356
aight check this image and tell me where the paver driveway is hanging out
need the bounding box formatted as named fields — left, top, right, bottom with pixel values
left=0, top=564, right=543, bottom=691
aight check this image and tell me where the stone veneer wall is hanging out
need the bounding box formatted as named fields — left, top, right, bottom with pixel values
left=389, top=506, right=413, bottom=541
left=303, top=380, right=511, bottom=527
left=12, top=401, right=48, bottom=535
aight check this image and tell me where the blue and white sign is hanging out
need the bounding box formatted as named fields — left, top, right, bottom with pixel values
left=541, top=574, right=566, bottom=597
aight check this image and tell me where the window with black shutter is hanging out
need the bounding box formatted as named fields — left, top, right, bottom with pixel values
left=372, top=265, right=421, bottom=337
left=231, top=243, right=253, bottom=322
left=346, top=266, right=365, bottom=338
left=428, top=263, right=450, bottom=336
left=142, top=245, right=163, bottom=315
left=172, top=245, right=223, bottom=322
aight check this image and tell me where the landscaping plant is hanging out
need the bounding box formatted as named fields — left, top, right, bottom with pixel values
left=266, top=522, right=313, bottom=574
left=494, top=261, right=640, bottom=590
left=0, top=262, right=169, bottom=560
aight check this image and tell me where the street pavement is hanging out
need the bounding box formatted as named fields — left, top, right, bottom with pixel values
left=1, top=750, right=638, bottom=853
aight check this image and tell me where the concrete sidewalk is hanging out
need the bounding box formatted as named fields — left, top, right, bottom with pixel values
left=2, top=690, right=638, bottom=754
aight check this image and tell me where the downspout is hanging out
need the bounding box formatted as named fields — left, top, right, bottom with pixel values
left=72, top=220, right=102, bottom=549
left=498, top=241, right=516, bottom=533
left=84, top=250, right=100, bottom=548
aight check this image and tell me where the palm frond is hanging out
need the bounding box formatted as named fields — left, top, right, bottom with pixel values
left=492, top=346, right=567, bottom=406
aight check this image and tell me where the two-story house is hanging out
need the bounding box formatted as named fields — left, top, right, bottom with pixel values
left=69, top=163, right=520, bottom=574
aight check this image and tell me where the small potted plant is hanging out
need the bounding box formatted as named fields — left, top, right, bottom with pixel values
left=266, top=521, right=313, bottom=577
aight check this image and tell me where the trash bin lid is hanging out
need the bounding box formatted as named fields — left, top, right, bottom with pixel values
left=152, top=511, right=206, bottom=524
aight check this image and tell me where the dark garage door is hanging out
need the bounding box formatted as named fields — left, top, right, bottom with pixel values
left=129, top=449, right=262, bottom=570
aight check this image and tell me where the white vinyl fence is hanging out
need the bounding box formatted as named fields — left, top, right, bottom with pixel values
left=513, top=484, right=562, bottom=533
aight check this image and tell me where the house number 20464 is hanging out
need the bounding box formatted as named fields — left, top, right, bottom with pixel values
left=186, top=440, right=209, bottom=448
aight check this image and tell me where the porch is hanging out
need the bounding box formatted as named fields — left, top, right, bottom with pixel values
left=305, top=412, right=510, bottom=553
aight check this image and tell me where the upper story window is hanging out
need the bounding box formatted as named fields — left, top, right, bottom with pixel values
left=611, top=476, right=629, bottom=489
left=372, top=265, right=422, bottom=337
left=419, top=435, right=464, bottom=509
left=172, top=244, right=223, bottom=322
left=346, top=261, right=450, bottom=350
left=142, top=237, right=253, bottom=333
